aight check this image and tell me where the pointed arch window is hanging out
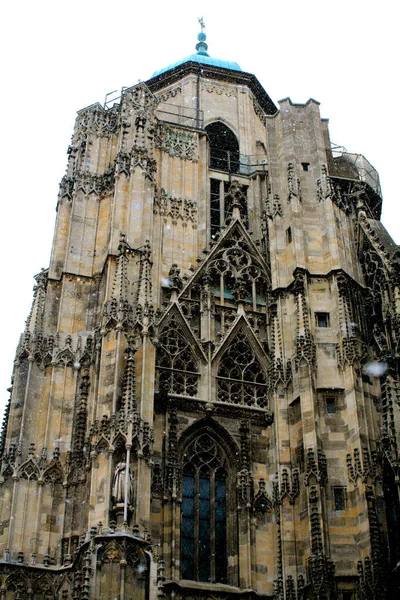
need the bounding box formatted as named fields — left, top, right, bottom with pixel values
left=217, top=331, right=268, bottom=408
left=206, top=122, right=240, bottom=173
left=181, top=433, right=229, bottom=583
left=156, top=316, right=199, bottom=397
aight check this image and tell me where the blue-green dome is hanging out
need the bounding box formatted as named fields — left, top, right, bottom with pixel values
left=152, top=54, right=242, bottom=77
left=151, top=29, right=242, bottom=78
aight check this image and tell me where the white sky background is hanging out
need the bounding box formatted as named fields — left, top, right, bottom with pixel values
left=0, top=0, right=398, bottom=419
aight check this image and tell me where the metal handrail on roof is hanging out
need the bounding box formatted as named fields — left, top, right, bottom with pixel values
left=330, top=147, right=381, bottom=197
left=209, top=148, right=268, bottom=176
left=156, top=102, right=203, bottom=129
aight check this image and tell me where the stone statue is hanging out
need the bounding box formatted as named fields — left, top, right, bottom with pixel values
left=112, top=462, right=133, bottom=505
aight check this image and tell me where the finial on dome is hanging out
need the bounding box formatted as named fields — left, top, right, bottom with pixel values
left=196, top=17, right=209, bottom=56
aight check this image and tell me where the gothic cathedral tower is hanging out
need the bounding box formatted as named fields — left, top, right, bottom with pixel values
left=1, top=28, right=400, bottom=600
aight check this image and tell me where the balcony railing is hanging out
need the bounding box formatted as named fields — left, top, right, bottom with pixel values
left=329, top=147, right=381, bottom=197
left=209, top=148, right=268, bottom=176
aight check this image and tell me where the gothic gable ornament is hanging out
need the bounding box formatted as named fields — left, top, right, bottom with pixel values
left=212, top=315, right=270, bottom=368
left=156, top=303, right=207, bottom=364
left=212, top=320, right=273, bottom=423
left=178, top=217, right=271, bottom=304
left=156, top=306, right=205, bottom=400
left=122, top=82, right=158, bottom=114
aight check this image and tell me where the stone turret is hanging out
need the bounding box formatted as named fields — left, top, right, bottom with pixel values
left=1, top=26, right=399, bottom=600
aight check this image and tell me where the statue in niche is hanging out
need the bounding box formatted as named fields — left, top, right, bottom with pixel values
left=112, top=462, right=133, bottom=505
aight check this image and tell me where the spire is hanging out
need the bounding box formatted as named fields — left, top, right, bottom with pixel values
left=121, top=344, right=137, bottom=417
left=25, top=269, right=48, bottom=336
left=196, top=17, right=209, bottom=56
left=102, top=233, right=133, bottom=333
left=136, top=239, right=153, bottom=308
left=112, top=233, right=130, bottom=304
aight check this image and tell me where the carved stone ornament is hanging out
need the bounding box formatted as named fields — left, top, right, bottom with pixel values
left=264, top=194, right=283, bottom=220
left=112, top=462, right=134, bottom=505
left=304, top=449, right=327, bottom=486
left=156, top=314, right=199, bottom=398
left=254, top=478, right=272, bottom=513
left=155, top=124, right=198, bottom=161
left=217, top=331, right=269, bottom=409
left=156, top=85, right=182, bottom=103
left=287, top=162, right=301, bottom=203
left=154, top=188, right=198, bottom=225
left=201, top=81, right=238, bottom=97
left=74, top=103, right=119, bottom=138
left=347, top=447, right=378, bottom=484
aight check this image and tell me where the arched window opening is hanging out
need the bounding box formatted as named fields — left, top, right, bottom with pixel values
left=383, top=457, right=400, bottom=568
left=206, top=122, right=240, bottom=173
left=217, top=332, right=268, bottom=408
left=156, top=316, right=199, bottom=397
left=181, top=433, right=228, bottom=583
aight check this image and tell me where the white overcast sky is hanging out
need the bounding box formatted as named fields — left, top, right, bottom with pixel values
left=0, top=1, right=398, bottom=418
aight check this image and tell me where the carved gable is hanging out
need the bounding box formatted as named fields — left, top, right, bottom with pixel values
left=174, top=218, right=270, bottom=346
left=156, top=305, right=206, bottom=399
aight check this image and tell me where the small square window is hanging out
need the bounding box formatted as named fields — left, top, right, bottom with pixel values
left=286, top=227, right=292, bottom=244
left=342, top=592, right=353, bottom=600
left=333, top=487, right=346, bottom=511
left=315, top=312, right=330, bottom=328
left=326, top=396, right=336, bottom=414
left=302, top=162, right=310, bottom=171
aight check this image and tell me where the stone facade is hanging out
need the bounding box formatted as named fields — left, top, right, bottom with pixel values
left=0, top=54, right=399, bottom=600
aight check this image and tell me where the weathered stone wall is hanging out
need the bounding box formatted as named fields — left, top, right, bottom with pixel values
left=0, top=66, right=399, bottom=600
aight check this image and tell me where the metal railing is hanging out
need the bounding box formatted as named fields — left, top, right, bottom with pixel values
left=330, top=146, right=381, bottom=197
left=156, top=102, right=203, bottom=129
left=103, top=89, right=204, bottom=129
left=209, top=148, right=268, bottom=176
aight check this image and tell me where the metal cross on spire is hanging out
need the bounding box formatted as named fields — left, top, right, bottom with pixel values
left=195, top=16, right=208, bottom=56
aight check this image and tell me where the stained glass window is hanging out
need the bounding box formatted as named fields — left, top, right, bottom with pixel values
left=181, top=434, right=228, bottom=583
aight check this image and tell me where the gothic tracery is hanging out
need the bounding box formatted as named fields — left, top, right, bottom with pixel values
left=217, top=331, right=268, bottom=408
left=156, top=316, right=199, bottom=397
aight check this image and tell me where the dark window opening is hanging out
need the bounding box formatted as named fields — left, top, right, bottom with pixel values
left=181, top=472, right=195, bottom=579
left=333, top=487, right=346, bottom=511
left=342, top=592, right=354, bottom=600
left=286, top=227, right=292, bottom=244
left=383, top=457, right=400, bottom=568
left=315, top=312, right=330, bottom=328
left=302, top=162, right=310, bottom=171
left=181, top=434, right=228, bottom=583
left=210, top=179, right=248, bottom=238
left=206, top=122, right=240, bottom=173
left=210, top=179, right=222, bottom=239
left=326, top=396, right=336, bottom=414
